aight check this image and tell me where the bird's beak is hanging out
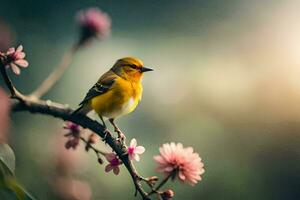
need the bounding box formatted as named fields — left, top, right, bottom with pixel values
left=140, top=66, right=154, bottom=73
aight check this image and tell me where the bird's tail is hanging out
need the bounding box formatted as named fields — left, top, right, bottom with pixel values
left=73, top=104, right=92, bottom=115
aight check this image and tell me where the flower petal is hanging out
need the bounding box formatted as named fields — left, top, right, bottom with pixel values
left=164, top=166, right=174, bottom=172
left=105, top=153, right=116, bottom=162
left=129, top=153, right=134, bottom=161
left=7, top=48, right=15, bottom=54
left=113, top=166, right=120, bottom=175
left=10, top=63, right=20, bottom=75
left=15, top=59, right=29, bottom=68
left=130, top=138, right=137, bottom=148
left=16, top=45, right=23, bottom=52
left=153, top=155, right=167, bottom=164
left=105, top=164, right=113, bottom=172
left=134, top=154, right=140, bottom=162
left=178, top=171, right=186, bottom=181
left=135, top=146, right=145, bottom=154
left=16, top=52, right=25, bottom=59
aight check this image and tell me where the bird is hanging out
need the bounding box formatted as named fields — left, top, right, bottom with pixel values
left=74, top=57, right=153, bottom=141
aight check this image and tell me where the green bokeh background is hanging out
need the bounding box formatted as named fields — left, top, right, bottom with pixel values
left=1, top=0, right=300, bottom=199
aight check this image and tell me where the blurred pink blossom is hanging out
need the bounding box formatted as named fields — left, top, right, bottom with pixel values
left=54, top=133, right=82, bottom=174
left=161, top=189, right=175, bottom=200
left=63, top=121, right=81, bottom=150
left=154, top=143, right=205, bottom=186
left=0, top=20, right=14, bottom=52
left=0, top=88, right=10, bottom=143
left=76, top=7, right=111, bottom=43
left=53, top=177, right=92, bottom=200
left=87, top=133, right=99, bottom=144
left=64, top=121, right=81, bottom=133
left=1, top=45, right=29, bottom=75
left=105, top=153, right=121, bottom=175
left=128, top=138, right=145, bottom=161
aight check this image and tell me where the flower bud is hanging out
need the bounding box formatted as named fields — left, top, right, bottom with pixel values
left=147, top=176, right=159, bottom=185
left=76, top=7, right=111, bottom=45
left=85, top=144, right=90, bottom=152
left=88, top=133, right=98, bottom=144
left=97, top=157, right=103, bottom=165
left=161, top=189, right=174, bottom=200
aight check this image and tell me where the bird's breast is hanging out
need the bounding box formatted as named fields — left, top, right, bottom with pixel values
left=91, top=78, right=142, bottom=119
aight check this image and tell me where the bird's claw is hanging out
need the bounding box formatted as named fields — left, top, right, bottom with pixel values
left=102, top=128, right=110, bottom=142
left=119, top=132, right=126, bottom=141
left=115, top=129, right=126, bottom=145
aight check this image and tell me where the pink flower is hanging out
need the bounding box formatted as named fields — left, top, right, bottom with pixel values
left=154, top=143, right=205, bottom=186
left=0, top=20, right=14, bottom=52
left=52, top=178, right=92, bottom=200
left=0, top=88, right=10, bottom=143
left=105, top=153, right=121, bottom=175
left=63, top=121, right=81, bottom=150
left=64, top=137, right=80, bottom=150
left=64, top=121, right=81, bottom=133
left=128, top=138, right=145, bottom=161
left=76, top=7, right=111, bottom=43
left=2, top=45, right=29, bottom=75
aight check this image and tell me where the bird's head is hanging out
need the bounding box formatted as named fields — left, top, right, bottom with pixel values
left=111, top=57, right=153, bottom=82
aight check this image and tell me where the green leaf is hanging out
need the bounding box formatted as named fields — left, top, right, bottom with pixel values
left=0, top=144, right=36, bottom=200
left=0, top=177, right=36, bottom=200
left=5, top=178, right=36, bottom=200
left=0, top=144, right=15, bottom=176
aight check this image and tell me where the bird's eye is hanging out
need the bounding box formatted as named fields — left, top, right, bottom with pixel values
left=128, top=64, right=138, bottom=70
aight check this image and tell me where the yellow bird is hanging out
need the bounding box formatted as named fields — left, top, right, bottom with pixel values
left=74, top=57, right=153, bottom=140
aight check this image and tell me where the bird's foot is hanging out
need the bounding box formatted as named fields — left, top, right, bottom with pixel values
left=102, top=128, right=111, bottom=142
left=115, top=129, right=126, bottom=145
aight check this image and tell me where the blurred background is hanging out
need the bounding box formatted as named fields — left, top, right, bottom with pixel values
left=0, top=0, right=300, bottom=199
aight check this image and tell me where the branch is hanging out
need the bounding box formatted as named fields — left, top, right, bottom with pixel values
left=0, top=61, right=24, bottom=100
left=31, top=44, right=79, bottom=98
left=79, top=136, right=107, bottom=156
left=148, top=172, right=173, bottom=196
left=0, top=46, right=175, bottom=200
left=0, top=60, right=150, bottom=200
left=12, top=99, right=150, bottom=200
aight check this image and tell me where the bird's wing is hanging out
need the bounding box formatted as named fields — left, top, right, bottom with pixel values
left=79, top=71, right=117, bottom=106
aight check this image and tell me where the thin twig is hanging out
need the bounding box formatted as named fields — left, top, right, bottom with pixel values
left=79, top=136, right=107, bottom=156
left=0, top=61, right=24, bottom=100
left=148, top=172, right=174, bottom=196
left=31, top=44, right=80, bottom=98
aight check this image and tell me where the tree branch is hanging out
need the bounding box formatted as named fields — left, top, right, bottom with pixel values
left=31, top=44, right=79, bottom=98
left=12, top=99, right=150, bottom=200
left=0, top=48, right=175, bottom=200
left=0, top=60, right=151, bottom=199
left=148, top=172, right=174, bottom=196
left=0, top=61, right=24, bottom=100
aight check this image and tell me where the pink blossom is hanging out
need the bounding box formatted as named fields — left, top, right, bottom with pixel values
left=63, top=121, right=81, bottom=150
left=52, top=178, right=92, bottom=200
left=1, top=45, right=28, bottom=74
left=161, top=189, right=174, bottom=199
left=2, top=45, right=29, bottom=75
left=128, top=138, right=145, bottom=161
left=0, top=88, right=10, bottom=143
left=87, top=133, right=99, bottom=144
left=76, top=7, right=111, bottom=43
left=64, top=121, right=81, bottom=133
left=105, top=153, right=121, bottom=175
left=0, top=20, right=14, bottom=52
left=65, top=137, right=80, bottom=150
left=154, top=143, right=205, bottom=186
